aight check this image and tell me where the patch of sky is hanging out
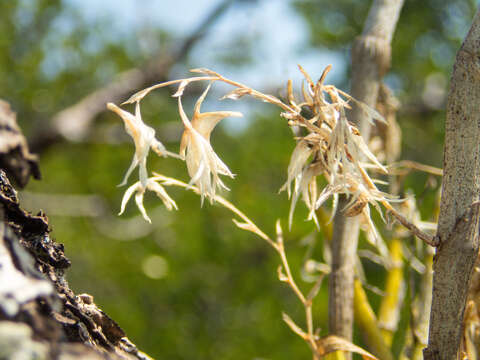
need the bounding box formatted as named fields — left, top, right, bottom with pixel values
left=51, top=0, right=347, bottom=135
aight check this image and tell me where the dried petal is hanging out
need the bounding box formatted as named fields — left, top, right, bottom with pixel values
left=178, top=90, right=238, bottom=202
left=108, top=102, right=160, bottom=187
left=118, top=178, right=177, bottom=223
left=280, top=140, right=313, bottom=197
left=316, top=335, right=378, bottom=360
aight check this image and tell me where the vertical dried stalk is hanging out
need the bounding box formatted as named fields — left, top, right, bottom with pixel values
left=329, top=0, right=404, bottom=347
left=424, top=8, right=480, bottom=360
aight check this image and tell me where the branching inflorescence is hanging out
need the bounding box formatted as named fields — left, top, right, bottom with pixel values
left=107, top=65, right=436, bottom=358
left=108, top=65, right=433, bottom=243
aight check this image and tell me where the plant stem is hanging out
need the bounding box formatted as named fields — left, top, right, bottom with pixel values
left=354, top=279, right=394, bottom=360
left=328, top=0, right=404, bottom=353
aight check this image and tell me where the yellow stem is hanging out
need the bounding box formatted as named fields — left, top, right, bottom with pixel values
left=378, top=237, right=404, bottom=346
left=324, top=352, right=347, bottom=360
left=354, top=279, right=394, bottom=360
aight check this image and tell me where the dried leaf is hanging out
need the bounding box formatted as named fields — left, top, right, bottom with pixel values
left=345, top=198, right=368, bottom=217
left=354, top=99, right=387, bottom=124
left=298, top=64, right=315, bottom=91
left=316, top=335, right=378, bottom=360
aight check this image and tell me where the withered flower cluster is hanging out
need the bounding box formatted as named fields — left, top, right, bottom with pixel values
left=107, top=66, right=398, bottom=254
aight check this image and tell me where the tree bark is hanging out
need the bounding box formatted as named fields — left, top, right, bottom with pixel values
left=424, top=8, right=480, bottom=360
left=328, top=0, right=404, bottom=349
left=0, top=100, right=152, bottom=359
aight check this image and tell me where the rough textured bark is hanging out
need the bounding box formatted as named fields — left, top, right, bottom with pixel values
left=0, top=100, right=40, bottom=187
left=328, top=0, right=404, bottom=347
left=0, top=101, right=152, bottom=359
left=424, top=9, right=480, bottom=360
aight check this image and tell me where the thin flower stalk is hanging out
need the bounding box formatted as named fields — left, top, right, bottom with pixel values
left=113, top=66, right=433, bottom=250
left=150, top=173, right=377, bottom=359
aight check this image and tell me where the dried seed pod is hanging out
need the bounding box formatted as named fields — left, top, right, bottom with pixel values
left=345, top=198, right=368, bottom=217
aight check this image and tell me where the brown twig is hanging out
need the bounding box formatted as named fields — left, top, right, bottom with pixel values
left=382, top=201, right=438, bottom=247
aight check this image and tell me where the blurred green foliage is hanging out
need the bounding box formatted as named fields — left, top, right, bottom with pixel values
left=1, top=0, right=476, bottom=359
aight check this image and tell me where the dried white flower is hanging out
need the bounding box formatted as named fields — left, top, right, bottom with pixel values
left=107, top=102, right=173, bottom=188
left=280, top=139, right=314, bottom=198
left=119, top=178, right=177, bottom=223
left=177, top=83, right=242, bottom=203
left=278, top=65, right=395, bottom=246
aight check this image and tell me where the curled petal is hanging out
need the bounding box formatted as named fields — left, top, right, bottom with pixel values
left=280, top=140, right=313, bottom=197
left=119, top=182, right=140, bottom=216
left=178, top=91, right=237, bottom=202
left=194, top=111, right=243, bottom=140
left=108, top=101, right=173, bottom=189
left=191, top=83, right=243, bottom=140
left=349, top=130, right=388, bottom=174
left=135, top=190, right=150, bottom=223
left=107, top=102, right=140, bottom=139
left=148, top=181, right=177, bottom=211
left=118, top=178, right=177, bottom=223
left=172, top=80, right=189, bottom=97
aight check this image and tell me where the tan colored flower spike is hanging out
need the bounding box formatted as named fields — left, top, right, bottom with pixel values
left=177, top=83, right=242, bottom=203
left=107, top=102, right=180, bottom=222
left=109, top=65, right=435, bottom=247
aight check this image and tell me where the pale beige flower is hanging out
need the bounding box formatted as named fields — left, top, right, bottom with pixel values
left=119, top=177, right=177, bottom=223
left=278, top=65, right=395, bottom=244
left=177, top=83, right=242, bottom=203
left=107, top=102, right=175, bottom=187
left=280, top=139, right=314, bottom=198
left=287, top=162, right=323, bottom=230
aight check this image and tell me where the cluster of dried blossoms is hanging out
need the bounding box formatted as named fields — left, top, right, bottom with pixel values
left=108, top=66, right=399, bottom=254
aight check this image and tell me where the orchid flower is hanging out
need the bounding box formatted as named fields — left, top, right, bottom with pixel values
left=107, top=102, right=177, bottom=187
left=119, top=177, right=177, bottom=223
left=177, top=83, right=242, bottom=203
left=107, top=102, right=180, bottom=222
